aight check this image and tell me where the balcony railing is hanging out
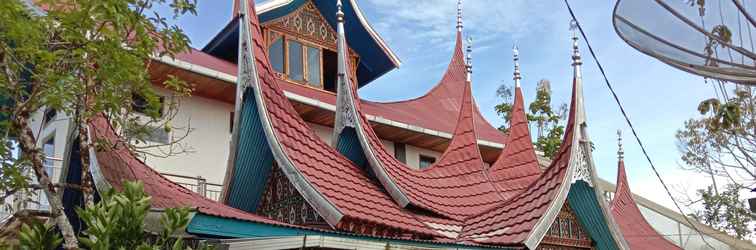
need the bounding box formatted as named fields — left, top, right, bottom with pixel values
left=1, top=158, right=224, bottom=223
left=0, top=156, right=62, bottom=222
left=160, top=173, right=223, bottom=202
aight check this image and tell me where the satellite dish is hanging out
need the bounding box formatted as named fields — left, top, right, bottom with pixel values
left=613, top=0, right=756, bottom=85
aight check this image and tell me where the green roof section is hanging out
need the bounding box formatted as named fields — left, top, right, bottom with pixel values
left=225, top=89, right=275, bottom=213
left=567, top=181, right=620, bottom=250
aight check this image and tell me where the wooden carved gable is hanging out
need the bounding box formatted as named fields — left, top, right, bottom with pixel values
left=264, top=0, right=338, bottom=50
left=258, top=163, right=327, bottom=227
left=538, top=202, right=594, bottom=250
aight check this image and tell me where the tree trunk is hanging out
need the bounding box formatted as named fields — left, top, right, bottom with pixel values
left=77, top=121, right=94, bottom=207
left=14, top=113, right=79, bottom=249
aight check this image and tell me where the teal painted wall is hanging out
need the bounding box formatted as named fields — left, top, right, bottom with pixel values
left=226, top=88, right=275, bottom=213
left=568, top=181, right=620, bottom=250
left=335, top=127, right=368, bottom=169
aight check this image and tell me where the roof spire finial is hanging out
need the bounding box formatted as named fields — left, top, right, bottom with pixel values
left=336, top=0, right=344, bottom=22
left=617, top=129, right=624, bottom=161
left=466, top=36, right=472, bottom=82
left=570, top=19, right=582, bottom=66
left=513, top=43, right=521, bottom=88
left=457, top=0, right=463, bottom=32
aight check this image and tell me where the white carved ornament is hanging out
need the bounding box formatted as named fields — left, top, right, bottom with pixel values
left=571, top=141, right=593, bottom=187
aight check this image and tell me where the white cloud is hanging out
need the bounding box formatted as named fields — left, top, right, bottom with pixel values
left=364, top=0, right=558, bottom=54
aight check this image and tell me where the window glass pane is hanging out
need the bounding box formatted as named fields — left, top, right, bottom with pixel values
left=419, top=155, right=436, bottom=169
left=307, top=46, right=321, bottom=87
left=288, top=40, right=304, bottom=81
left=269, top=37, right=284, bottom=73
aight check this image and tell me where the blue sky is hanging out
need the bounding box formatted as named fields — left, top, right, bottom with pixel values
left=171, top=0, right=720, bottom=210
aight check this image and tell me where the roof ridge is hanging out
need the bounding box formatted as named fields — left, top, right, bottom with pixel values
left=422, top=36, right=485, bottom=174
left=611, top=156, right=682, bottom=249
left=330, top=19, right=506, bottom=219
left=486, top=85, right=542, bottom=200
left=365, top=33, right=466, bottom=105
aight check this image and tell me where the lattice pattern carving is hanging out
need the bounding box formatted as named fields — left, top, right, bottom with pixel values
left=539, top=203, right=593, bottom=249
left=258, top=164, right=326, bottom=226
left=571, top=141, right=592, bottom=186
left=265, top=0, right=337, bottom=50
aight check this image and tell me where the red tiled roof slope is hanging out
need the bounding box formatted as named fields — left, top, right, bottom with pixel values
left=167, top=47, right=506, bottom=145
left=487, top=86, right=542, bottom=200
left=240, top=0, right=442, bottom=237
left=88, top=116, right=288, bottom=227
left=459, top=78, right=580, bottom=246
left=611, top=159, right=681, bottom=249
left=348, top=33, right=505, bottom=220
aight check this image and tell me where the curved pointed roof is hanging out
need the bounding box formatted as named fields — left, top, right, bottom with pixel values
left=611, top=156, right=682, bottom=249
left=361, top=48, right=504, bottom=146
left=487, top=85, right=542, bottom=200
left=335, top=27, right=506, bottom=220
left=460, top=78, right=580, bottom=246
left=222, top=0, right=446, bottom=238
left=87, top=116, right=289, bottom=227
left=459, top=39, right=627, bottom=248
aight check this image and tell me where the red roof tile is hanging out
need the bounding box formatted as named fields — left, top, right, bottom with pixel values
left=238, top=0, right=446, bottom=237
left=88, top=116, right=289, bottom=227
left=346, top=32, right=505, bottom=220
left=458, top=77, right=581, bottom=246
left=166, top=46, right=506, bottom=145
left=611, top=159, right=681, bottom=249
left=487, top=86, right=542, bottom=200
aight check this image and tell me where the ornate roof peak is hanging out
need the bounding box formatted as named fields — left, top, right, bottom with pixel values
left=456, top=0, right=463, bottom=33
left=570, top=19, right=582, bottom=66
left=336, top=0, right=344, bottom=21
left=466, top=36, right=472, bottom=82
left=513, top=44, right=521, bottom=88
left=617, top=129, right=624, bottom=161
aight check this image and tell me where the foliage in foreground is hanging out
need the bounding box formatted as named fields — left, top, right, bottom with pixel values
left=1, top=0, right=197, bottom=247
left=677, top=86, right=755, bottom=239
left=18, top=181, right=212, bottom=250
left=690, top=184, right=752, bottom=240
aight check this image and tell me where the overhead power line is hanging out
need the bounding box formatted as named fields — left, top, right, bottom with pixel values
left=562, top=1, right=715, bottom=249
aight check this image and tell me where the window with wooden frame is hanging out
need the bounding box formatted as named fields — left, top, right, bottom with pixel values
left=267, top=31, right=325, bottom=89
left=265, top=27, right=360, bottom=93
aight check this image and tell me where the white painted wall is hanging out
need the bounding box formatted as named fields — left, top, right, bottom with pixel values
left=139, top=88, right=234, bottom=185
left=28, top=106, right=71, bottom=183
left=28, top=90, right=444, bottom=186
left=305, top=122, right=435, bottom=170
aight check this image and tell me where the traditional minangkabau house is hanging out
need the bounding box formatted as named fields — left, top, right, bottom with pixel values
left=22, top=0, right=736, bottom=249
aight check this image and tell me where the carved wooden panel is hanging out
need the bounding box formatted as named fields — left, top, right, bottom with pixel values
left=538, top=203, right=594, bottom=249
left=258, top=163, right=327, bottom=226
left=264, top=0, right=337, bottom=50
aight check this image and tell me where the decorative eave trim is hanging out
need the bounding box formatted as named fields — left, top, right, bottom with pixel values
left=86, top=128, right=114, bottom=195
left=524, top=57, right=628, bottom=249
left=522, top=124, right=578, bottom=249
left=213, top=235, right=499, bottom=250
left=236, top=2, right=344, bottom=226
left=150, top=55, right=504, bottom=149
left=255, top=0, right=401, bottom=68
left=581, top=135, right=630, bottom=250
